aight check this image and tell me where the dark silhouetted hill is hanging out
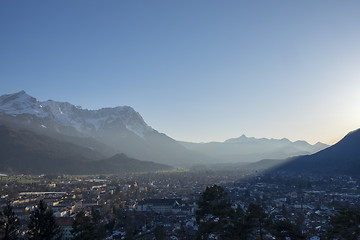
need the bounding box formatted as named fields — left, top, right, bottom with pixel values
left=92, top=154, right=173, bottom=174
left=273, top=129, right=360, bottom=175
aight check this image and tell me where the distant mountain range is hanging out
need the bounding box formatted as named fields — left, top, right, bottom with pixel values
left=180, top=135, right=328, bottom=163
left=0, top=125, right=172, bottom=174
left=0, top=91, right=330, bottom=174
left=273, top=129, right=360, bottom=175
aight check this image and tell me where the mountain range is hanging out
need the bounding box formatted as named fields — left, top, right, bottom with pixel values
left=180, top=135, right=327, bottom=163
left=0, top=91, right=205, bottom=167
left=0, top=91, right=330, bottom=174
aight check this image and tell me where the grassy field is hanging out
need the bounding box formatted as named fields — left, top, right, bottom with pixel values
left=0, top=175, right=41, bottom=183
left=0, top=168, right=191, bottom=183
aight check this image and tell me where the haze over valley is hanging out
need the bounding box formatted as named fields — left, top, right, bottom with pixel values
left=0, top=91, right=333, bottom=174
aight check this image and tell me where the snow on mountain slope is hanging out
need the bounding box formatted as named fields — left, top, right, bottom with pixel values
left=0, top=91, right=47, bottom=117
left=0, top=91, right=153, bottom=138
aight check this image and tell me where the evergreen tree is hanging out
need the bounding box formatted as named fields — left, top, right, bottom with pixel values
left=196, top=185, right=235, bottom=239
left=231, top=206, right=248, bottom=240
left=154, top=226, right=167, bottom=240
left=327, top=208, right=360, bottom=240
left=91, top=209, right=106, bottom=239
left=71, top=209, right=105, bottom=240
left=0, top=201, right=19, bottom=240
left=271, top=220, right=305, bottom=240
left=27, top=199, right=62, bottom=240
left=245, top=203, right=269, bottom=240
left=71, top=211, right=94, bottom=240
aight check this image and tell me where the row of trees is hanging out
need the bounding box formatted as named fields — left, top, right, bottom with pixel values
left=0, top=202, right=19, bottom=240
left=0, top=199, right=61, bottom=240
left=196, top=185, right=301, bottom=240
left=196, top=185, right=360, bottom=240
left=0, top=200, right=106, bottom=240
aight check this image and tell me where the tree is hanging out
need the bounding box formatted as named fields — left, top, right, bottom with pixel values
left=71, top=211, right=94, bottom=240
left=71, top=209, right=105, bottom=240
left=231, top=206, right=248, bottom=240
left=196, top=185, right=235, bottom=239
left=91, top=209, right=106, bottom=238
left=0, top=201, right=19, bottom=240
left=327, top=208, right=360, bottom=240
left=245, top=203, right=269, bottom=240
left=271, top=220, right=305, bottom=240
left=27, top=199, right=62, bottom=240
left=154, top=226, right=167, bottom=240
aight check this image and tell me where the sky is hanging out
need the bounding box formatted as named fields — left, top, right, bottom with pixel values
left=1, top=1, right=360, bottom=145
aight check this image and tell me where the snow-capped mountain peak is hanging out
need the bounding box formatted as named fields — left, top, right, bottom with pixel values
left=0, top=91, right=153, bottom=138
left=0, top=90, right=45, bottom=117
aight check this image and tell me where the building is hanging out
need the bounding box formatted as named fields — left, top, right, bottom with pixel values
left=136, top=199, right=182, bottom=213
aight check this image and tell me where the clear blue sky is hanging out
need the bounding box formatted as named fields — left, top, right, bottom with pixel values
left=1, top=1, right=360, bottom=144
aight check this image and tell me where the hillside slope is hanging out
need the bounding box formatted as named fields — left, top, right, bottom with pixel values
left=0, top=125, right=173, bottom=174
left=273, top=129, right=360, bottom=175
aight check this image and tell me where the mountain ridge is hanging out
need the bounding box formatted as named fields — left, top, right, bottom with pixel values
left=272, top=128, right=360, bottom=175
left=0, top=91, right=208, bottom=166
left=179, top=135, right=328, bottom=163
left=0, top=90, right=153, bottom=138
